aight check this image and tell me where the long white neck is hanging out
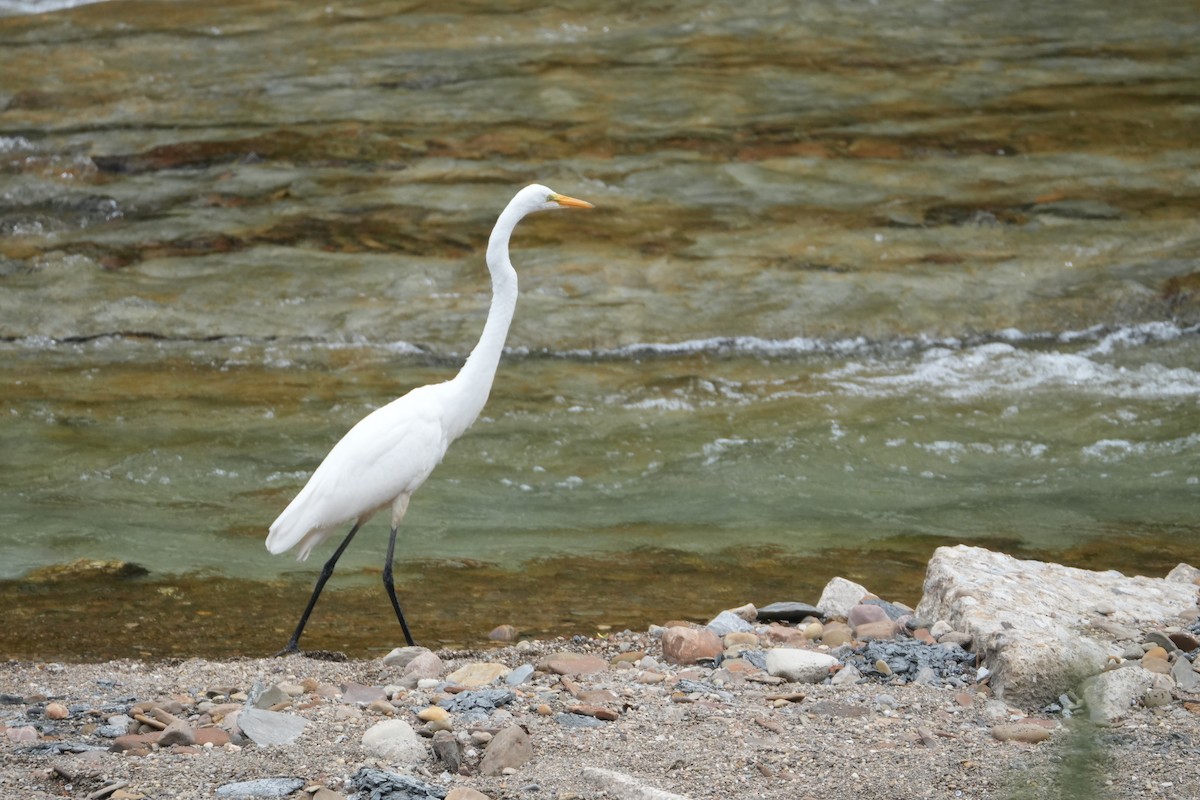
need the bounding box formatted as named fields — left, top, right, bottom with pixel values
left=443, top=201, right=524, bottom=439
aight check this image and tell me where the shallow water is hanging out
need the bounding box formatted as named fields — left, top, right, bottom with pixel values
left=1, top=0, right=1198, bottom=659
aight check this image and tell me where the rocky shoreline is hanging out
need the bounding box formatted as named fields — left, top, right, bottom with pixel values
left=2, top=545, right=1198, bottom=800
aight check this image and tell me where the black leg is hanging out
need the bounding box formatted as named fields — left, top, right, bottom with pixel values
left=276, top=521, right=361, bottom=656
left=383, top=525, right=416, bottom=646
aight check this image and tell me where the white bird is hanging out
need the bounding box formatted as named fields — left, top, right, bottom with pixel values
left=266, top=184, right=593, bottom=654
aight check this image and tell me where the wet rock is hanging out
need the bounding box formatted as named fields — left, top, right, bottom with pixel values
left=362, top=720, right=426, bottom=764
left=661, top=627, right=722, bottom=665
left=445, top=662, right=509, bottom=687
left=349, top=767, right=445, bottom=799
left=764, top=649, right=838, bottom=683
left=757, top=601, right=825, bottom=622
left=1080, top=666, right=1156, bottom=724
left=479, top=725, right=532, bottom=776
left=24, top=559, right=148, bottom=582
left=917, top=545, right=1197, bottom=707
left=1169, top=631, right=1200, bottom=652
left=817, top=577, right=870, bottom=619
left=488, top=624, right=518, bottom=642
left=237, top=707, right=308, bottom=747
left=537, top=652, right=607, bottom=675
left=215, top=778, right=306, bottom=798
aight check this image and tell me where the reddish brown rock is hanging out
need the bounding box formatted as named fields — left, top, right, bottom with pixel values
left=661, top=627, right=722, bottom=665
left=854, top=620, right=899, bottom=640
left=537, top=652, right=607, bottom=676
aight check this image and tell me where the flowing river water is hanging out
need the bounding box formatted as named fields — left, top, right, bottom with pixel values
left=1, top=0, right=1198, bottom=659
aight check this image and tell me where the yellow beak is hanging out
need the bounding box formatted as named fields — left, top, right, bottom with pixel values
left=550, top=193, right=594, bottom=209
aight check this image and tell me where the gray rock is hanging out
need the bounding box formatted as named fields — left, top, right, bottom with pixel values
left=431, top=730, right=462, bottom=773
left=1144, top=631, right=1179, bottom=653
left=1080, top=666, right=1155, bottom=724
left=237, top=707, right=308, bottom=747
left=830, top=663, right=861, bottom=686
left=764, top=648, right=838, bottom=683
left=215, top=778, right=306, bottom=798
left=504, top=664, right=535, bottom=686
left=361, top=720, right=425, bottom=764
left=438, top=689, right=515, bottom=714
left=479, top=725, right=532, bottom=776
left=349, top=767, right=445, bottom=799
left=398, top=651, right=444, bottom=689
left=817, top=577, right=869, bottom=620
left=861, top=597, right=910, bottom=620
left=381, top=646, right=432, bottom=669
left=705, top=610, right=753, bottom=636
left=916, top=545, right=1198, bottom=708
left=157, top=719, right=195, bottom=747
left=1172, top=656, right=1199, bottom=691
left=756, top=602, right=825, bottom=622
left=250, top=684, right=290, bottom=710
left=555, top=712, right=606, bottom=729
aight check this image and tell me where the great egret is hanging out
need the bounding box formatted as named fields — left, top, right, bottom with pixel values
left=266, top=184, right=594, bottom=655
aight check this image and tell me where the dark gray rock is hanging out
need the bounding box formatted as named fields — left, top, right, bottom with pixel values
left=349, top=767, right=446, bottom=800
left=555, top=712, right=606, bottom=729
left=438, top=688, right=515, bottom=714
left=756, top=601, right=825, bottom=622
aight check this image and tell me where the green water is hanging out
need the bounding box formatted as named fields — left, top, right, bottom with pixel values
left=1, top=0, right=1198, bottom=659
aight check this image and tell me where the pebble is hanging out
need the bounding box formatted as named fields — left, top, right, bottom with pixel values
left=1168, top=630, right=1200, bottom=652
left=855, top=620, right=898, bottom=640
left=158, top=719, right=196, bottom=747
left=1172, top=657, right=1199, bottom=690
left=992, top=723, right=1052, bottom=744
left=366, top=699, right=395, bottom=715
left=820, top=622, right=854, bottom=648
left=417, top=706, right=450, bottom=723
left=45, top=702, right=69, bottom=720
left=831, top=663, right=862, bottom=686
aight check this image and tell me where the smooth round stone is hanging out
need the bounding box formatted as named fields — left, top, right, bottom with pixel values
left=764, top=648, right=838, bottom=683
left=44, top=702, right=69, bottom=720
left=992, top=723, right=1052, bottom=743
left=418, top=706, right=450, bottom=723
left=724, top=631, right=759, bottom=648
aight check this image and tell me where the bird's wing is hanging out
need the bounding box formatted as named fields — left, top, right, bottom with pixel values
left=266, top=383, right=452, bottom=558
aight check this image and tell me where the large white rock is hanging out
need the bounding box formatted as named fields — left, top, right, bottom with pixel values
left=361, top=720, right=426, bottom=764
left=817, top=576, right=870, bottom=620
left=917, top=545, right=1199, bottom=708
left=764, top=648, right=838, bottom=683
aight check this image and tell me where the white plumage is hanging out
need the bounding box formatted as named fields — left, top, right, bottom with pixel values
left=266, top=184, right=593, bottom=654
